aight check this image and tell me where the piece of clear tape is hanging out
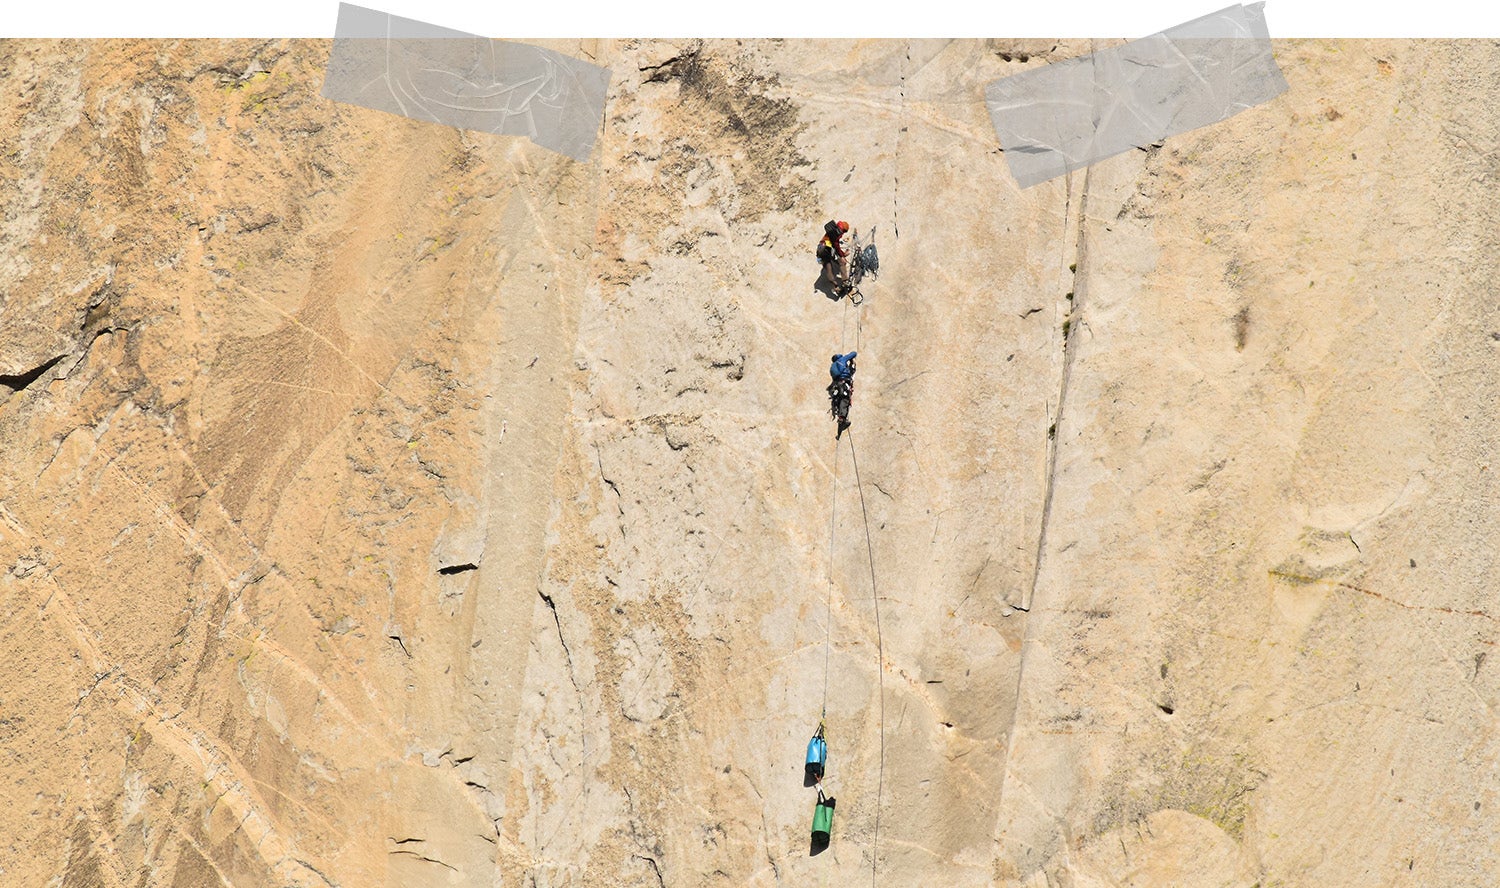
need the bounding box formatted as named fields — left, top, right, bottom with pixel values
left=322, top=3, right=611, bottom=161
left=986, top=3, right=1289, bottom=189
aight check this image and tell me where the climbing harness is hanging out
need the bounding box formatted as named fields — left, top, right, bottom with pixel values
left=829, top=378, right=853, bottom=430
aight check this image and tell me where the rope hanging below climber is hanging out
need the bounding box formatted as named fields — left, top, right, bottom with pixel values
left=805, top=216, right=880, bottom=872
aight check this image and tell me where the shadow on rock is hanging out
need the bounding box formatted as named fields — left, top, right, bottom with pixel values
left=813, top=272, right=843, bottom=302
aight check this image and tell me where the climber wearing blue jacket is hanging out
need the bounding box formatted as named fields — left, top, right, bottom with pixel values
left=828, top=352, right=857, bottom=436
left=829, top=352, right=857, bottom=381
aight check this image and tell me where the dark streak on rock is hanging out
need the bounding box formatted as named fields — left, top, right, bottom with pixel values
left=634, top=854, right=667, bottom=888
left=388, top=632, right=411, bottom=658
left=387, top=849, right=458, bottom=872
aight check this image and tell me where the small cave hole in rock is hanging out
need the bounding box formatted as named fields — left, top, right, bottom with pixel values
left=1157, top=703, right=1175, bottom=716
left=438, top=563, right=478, bottom=575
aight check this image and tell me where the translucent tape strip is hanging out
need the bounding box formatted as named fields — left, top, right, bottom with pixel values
left=321, top=3, right=611, bottom=161
left=985, top=3, right=1289, bottom=189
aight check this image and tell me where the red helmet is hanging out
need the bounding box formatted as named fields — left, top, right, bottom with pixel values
left=837, top=221, right=849, bottom=233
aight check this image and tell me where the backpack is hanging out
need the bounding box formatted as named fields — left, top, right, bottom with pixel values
left=816, top=219, right=842, bottom=263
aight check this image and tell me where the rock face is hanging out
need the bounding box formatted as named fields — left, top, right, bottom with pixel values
left=2, top=36, right=1499, bottom=887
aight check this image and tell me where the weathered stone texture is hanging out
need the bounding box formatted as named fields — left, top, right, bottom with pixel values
left=2, top=37, right=1498, bottom=888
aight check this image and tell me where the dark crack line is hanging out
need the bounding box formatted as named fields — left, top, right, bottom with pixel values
left=387, top=848, right=458, bottom=872
left=293, top=858, right=337, bottom=887
left=634, top=854, right=666, bottom=888
left=1026, top=151, right=1095, bottom=611
left=537, top=589, right=579, bottom=691
left=637, top=43, right=702, bottom=84
left=894, top=44, right=907, bottom=240
left=1271, top=571, right=1500, bottom=625
left=885, top=370, right=930, bottom=392
left=536, top=586, right=591, bottom=841
left=388, top=633, right=411, bottom=658
left=995, top=44, right=1100, bottom=870
left=595, top=443, right=626, bottom=537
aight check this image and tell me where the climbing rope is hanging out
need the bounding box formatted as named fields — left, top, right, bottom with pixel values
left=840, top=290, right=851, bottom=352
left=824, top=294, right=854, bottom=720
left=822, top=430, right=840, bottom=718
left=847, top=428, right=884, bottom=887
left=838, top=272, right=865, bottom=354
left=821, top=230, right=874, bottom=878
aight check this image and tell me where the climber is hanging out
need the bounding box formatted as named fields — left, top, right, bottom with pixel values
left=828, top=352, right=856, bottom=435
left=829, top=351, right=857, bottom=383
left=816, top=220, right=852, bottom=294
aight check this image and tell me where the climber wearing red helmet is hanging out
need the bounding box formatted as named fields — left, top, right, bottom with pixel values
left=815, top=219, right=853, bottom=294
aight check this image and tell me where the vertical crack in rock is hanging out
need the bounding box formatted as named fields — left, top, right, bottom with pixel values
left=895, top=42, right=908, bottom=240
left=595, top=443, right=626, bottom=539
left=621, top=785, right=669, bottom=885
left=1025, top=42, right=1100, bottom=613
left=634, top=853, right=666, bottom=888
left=537, top=589, right=580, bottom=697
left=996, top=46, right=1100, bottom=871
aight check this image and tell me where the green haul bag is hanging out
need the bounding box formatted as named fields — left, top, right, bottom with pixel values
left=811, top=791, right=835, bottom=840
